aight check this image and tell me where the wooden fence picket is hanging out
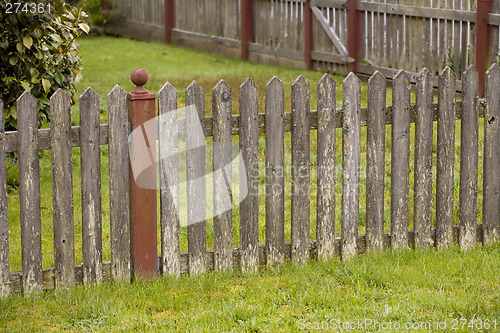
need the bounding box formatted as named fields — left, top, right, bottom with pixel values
left=213, top=80, right=233, bottom=272
left=186, top=81, right=207, bottom=275
left=291, top=75, right=311, bottom=264
left=80, top=88, right=103, bottom=284
left=341, top=73, right=361, bottom=260
left=0, top=100, right=9, bottom=298
left=316, top=74, right=337, bottom=260
left=436, top=67, right=456, bottom=249
left=17, top=91, right=43, bottom=295
left=414, top=68, right=434, bottom=249
left=365, top=71, right=386, bottom=252
left=459, top=66, right=479, bottom=250
left=108, top=85, right=131, bottom=283
left=483, top=63, right=500, bottom=245
left=158, top=82, right=180, bottom=277
left=239, top=78, right=260, bottom=273
left=50, top=89, right=75, bottom=288
left=265, top=77, right=285, bottom=267
left=391, top=70, right=411, bottom=249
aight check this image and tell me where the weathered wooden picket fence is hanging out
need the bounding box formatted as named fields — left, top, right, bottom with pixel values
left=1, top=64, right=499, bottom=297
left=108, top=0, right=500, bottom=90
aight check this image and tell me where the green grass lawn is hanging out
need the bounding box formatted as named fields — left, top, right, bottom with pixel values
left=1, top=244, right=499, bottom=332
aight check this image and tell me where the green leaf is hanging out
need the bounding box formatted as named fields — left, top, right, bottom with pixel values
left=20, top=81, right=31, bottom=92
left=78, top=22, right=90, bottom=34
left=8, top=57, right=18, bottom=66
left=42, top=79, right=51, bottom=94
left=23, top=35, right=33, bottom=49
left=16, top=42, right=23, bottom=53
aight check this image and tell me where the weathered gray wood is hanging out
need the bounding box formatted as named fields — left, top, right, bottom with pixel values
left=459, top=66, right=479, bottom=251
left=212, top=80, right=233, bottom=272
left=390, top=70, right=411, bottom=249
left=50, top=89, right=75, bottom=289
left=108, top=85, right=131, bottom=283
left=341, top=73, right=361, bottom=260
left=0, top=100, right=10, bottom=298
left=158, top=82, right=180, bottom=277
left=316, top=74, right=337, bottom=260
left=291, top=75, right=311, bottom=264
left=265, top=77, right=285, bottom=267
left=311, top=6, right=349, bottom=56
left=483, top=63, right=500, bottom=245
left=355, top=2, right=476, bottom=22
left=413, top=68, right=434, bottom=250
left=186, top=81, right=207, bottom=275
left=311, top=0, right=347, bottom=9
left=239, top=78, right=260, bottom=273
left=365, top=71, right=386, bottom=252
left=17, top=91, right=43, bottom=295
left=436, top=67, right=456, bottom=249
left=80, top=88, right=103, bottom=284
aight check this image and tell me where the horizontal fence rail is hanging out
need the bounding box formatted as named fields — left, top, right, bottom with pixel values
left=0, top=65, right=499, bottom=297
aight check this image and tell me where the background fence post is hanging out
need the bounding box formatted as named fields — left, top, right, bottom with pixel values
left=304, top=1, right=313, bottom=70
left=476, top=0, right=493, bottom=97
left=128, top=69, right=158, bottom=279
left=241, top=0, right=254, bottom=61
left=165, top=0, right=175, bottom=44
left=347, top=0, right=361, bottom=73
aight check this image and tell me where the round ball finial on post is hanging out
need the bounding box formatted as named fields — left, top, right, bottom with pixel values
left=131, top=68, right=149, bottom=94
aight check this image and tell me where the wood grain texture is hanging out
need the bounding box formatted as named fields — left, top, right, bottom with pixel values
left=108, top=85, right=131, bottom=283
left=239, top=78, right=260, bottom=273
left=482, top=63, right=500, bottom=244
left=186, top=81, right=207, bottom=275
left=341, top=73, right=361, bottom=260
left=291, top=75, right=311, bottom=264
left=265, top=77, right=285, bottom=267
left=365, top=71, right=386, bottom=252
left=459, top=66, right=479, bottom=250
left=390, top=70, right=411, bottom=249
left=50, top=89, right=75, bottom=289
left=413, top=68, right=434, bottom=250
left=80, top=88, right=103, bottom=284
left=316, top=74, right=337, bottom=260
left=0, top=100, right=10, bottom=298
left=436, top=67, right=456, bottom=249
left=213, top=80, right=233, bottom=272
left=158, top=82, right=180, bottom=277
left=17, top=91, right=43, bottom=295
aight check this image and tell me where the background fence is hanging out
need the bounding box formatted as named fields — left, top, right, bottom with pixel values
left=1, top=64, right=499, bottom=297
left=106, top=0, right=500, bottom=92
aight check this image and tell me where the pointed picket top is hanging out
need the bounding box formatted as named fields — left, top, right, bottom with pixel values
left=50, top=88, right=72, bottom=104
left=80, top=86, right=99, bottom=100
left=368, top=70, right=385, bottom=86
left=240, top=77, right=258, bottom=92
left=108, top=84, right=126, bottom=99
left=213, top=79, right=231, bottom=93
left=439, top=66, right=455, bottom=78
left=486, top=62, right=500, bottom=77
left=393, top=69, right=410, bottom=88
left=186, top=80, right=204, bottom=96
left=463, top=65, right=479, bottom=80
left=158, top=82, right=177, bottom=107
left=292, top=74, right=308, bottom=88
left=17, top=90, right=37, bottom=107
left=417, top=67, right=432, bottom=85
left=266, top=76, right=283, bottom=90
left=343, top=72, right=360, bottom=86
left=318, top=73, right=335, bottom=90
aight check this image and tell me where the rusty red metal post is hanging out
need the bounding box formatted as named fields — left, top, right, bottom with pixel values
left=128, top=69, right=158, bottom=280
left=476, top=0, right=494, bottom=97
left=165, top=0, right=175, bottom=44
left=241, top=0, right=254, bottom=61
left=304, top=1, right=313, bottom=70
left=347, top=0, right=361, bottom=73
